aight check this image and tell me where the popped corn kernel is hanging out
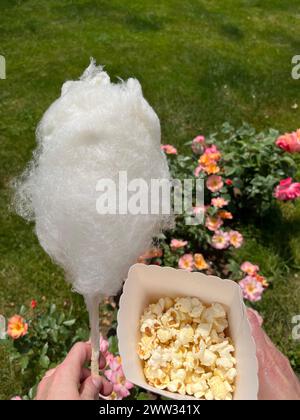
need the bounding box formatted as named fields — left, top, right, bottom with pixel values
left=176, top=325, right=194, bottom=346
left=167, top=379, right=186, bottom=395
left=170, top=368, right=186, bottom=382
left=174, top=297, right=192, bottom=313
left=161, top=308, right=181, bottom=328
left=208, top=376, right=229, bottom=400
left=164, top=297, right=175, bottom=310
left=204, top=390, right=214, bottom=400
left=140, top=318, right=161, bottom=336
left=157, top=328, right=173, bottom=343
left=137, top=335, right=156, bottom=360
left=216, top=356, right=234, bottom=370
left=226, top=367, right=237, bottom=383
left=201, top=349, right=217, bottom=367
left=195, top=323, right=212, bottom=340
left=138, top=296, right=236, bottom=400
left=213, top=317, right=228, bottom=333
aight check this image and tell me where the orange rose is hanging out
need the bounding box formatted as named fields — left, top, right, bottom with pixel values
left=218, top=210, right=233, bottom=220
left=204, top=162, right=220, bottom=175
left=7, top=315, right=28, bottom=339
left=193, top=253, right=208, bottom=270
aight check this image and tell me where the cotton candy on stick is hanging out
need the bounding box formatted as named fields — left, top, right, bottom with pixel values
left=14, top=60, right=172, bottom=376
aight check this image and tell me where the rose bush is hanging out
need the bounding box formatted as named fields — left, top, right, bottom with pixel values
left=5, top=124, right=300, bottom=399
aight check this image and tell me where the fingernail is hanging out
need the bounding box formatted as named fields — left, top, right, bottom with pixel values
left=92, top=376, right=102, bottom=389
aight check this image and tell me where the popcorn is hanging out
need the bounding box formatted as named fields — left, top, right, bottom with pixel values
left=140, top=318, right=161, bottom=337
left=201, top=349, right=217, bottom=367
left=213, top=317, right=228, bottom=333
left=161, top=308, right=181, bottom=328
left=176, top=325, right=194, bottom=346
left=138, top=297, right=236, bottom=400
left=170, top=368, right=186, bottom=382
left=208, top=376, right=232, bottom=400
left=157, top=328, right=174, bottom=343
left=195, top=323, right=212, bottom=340
left=226, top=367, right=237, bottom=383
left=167, top=379, right=186, bottom=395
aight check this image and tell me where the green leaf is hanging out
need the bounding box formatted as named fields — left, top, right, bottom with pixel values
left=58, top=313, right=65, bottom=325
left=63, top=319, right=76, bottom=327
left=108, top=335, right=119, bottom=354
left=20, top=356, right=29, bottom=370
left=19, top=305, right=26, bottom=316
left=41, top=342, right=48, bottom=356
left=28, top=385, right=37, bottom=400
left=39, top=355, right=50, bottom=369
left=136, top=392, right=156, bottom=400
left=49, top=304, right=56, bottom=315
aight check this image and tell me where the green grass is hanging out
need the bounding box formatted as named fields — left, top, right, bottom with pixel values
left=1, top=0, right=300, bottom=399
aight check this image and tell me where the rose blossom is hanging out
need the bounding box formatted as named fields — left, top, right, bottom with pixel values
left=240, top=261, right=259, bottom=276
left=211, top=230, right=230, bottom=249
left=218, top=210, right=233, bottom=219
left=7, top=315, right=28, bottom=340
left=211, top=197, right=229, bottom=208
left=276, top=130, right=300, bottom=153
left=228, top=230, right=243, bottom=248
left=274, top=178, right=300, bottom=201
left=192, top=135, right=205, bottom=154
left=178, top=254, right=194, bottom=271
left=100, top=335, right=109, bottom=356
left=30, top=299, right=37, bottom=309
left=193, top=253, right=208, bottom=270
left=170, top=239, right=188, bottom=250
left=239, top=276, right=264, bottom=302
left=161, top=144, right=177, bottom=155
left=206, top=175, right=223, bottom=192
left=205, top=215, right=223, bottom=231
left=105, top=355, right=134, bottom=399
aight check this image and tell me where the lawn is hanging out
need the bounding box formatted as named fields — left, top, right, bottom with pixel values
left=1, top=0, right=300, bottom=399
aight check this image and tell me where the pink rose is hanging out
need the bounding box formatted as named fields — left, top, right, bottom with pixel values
left=274, top=178, right=300, bottom=201
left=228, top=230, right=243, bottom=248
left=276, top=131, right=300, bottom=153
left=240, top=261, right=259, bottom=276
left=211, top=197, right=229, bottom=208
left=211, top=230, right=230, bottom=249
left=170, top=239, right=188, bottom=250
left=100, top=335, right=109, bottom=356
left=239, top=276, right=264, bottom=302
left=178, top=254, right=194, bottom=271
left=192, top=135, right=205, bottom=154
left=205, top=215, right=223, bottom=231
left=206, top=175, right=223, bottom=192
left=161, top=144, right=177, bottom=155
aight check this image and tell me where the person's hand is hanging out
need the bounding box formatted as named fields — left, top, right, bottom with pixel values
left=36, top=342, right=113, bottom=400
left=247, top=308, right=300, bottom=400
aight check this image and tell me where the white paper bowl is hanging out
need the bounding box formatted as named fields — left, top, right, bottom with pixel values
left=117, top=263, right=258, bottom=400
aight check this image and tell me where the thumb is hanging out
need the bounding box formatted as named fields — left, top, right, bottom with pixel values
left=247, top=308, right=268, bottom=366
left=80, top=376, right=103, bottom=400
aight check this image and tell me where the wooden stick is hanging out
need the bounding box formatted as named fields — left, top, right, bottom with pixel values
left=85, top=294, right=101, bottom=376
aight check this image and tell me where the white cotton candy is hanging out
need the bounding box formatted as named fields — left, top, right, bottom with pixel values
left=14, top=59, right=172, bottom=297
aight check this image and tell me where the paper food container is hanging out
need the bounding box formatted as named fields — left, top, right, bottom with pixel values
left=117, top=263, right=258, bottom=400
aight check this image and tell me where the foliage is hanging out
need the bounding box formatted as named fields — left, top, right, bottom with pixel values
left=7, top=303, right=88, bottom=399
left=214, top=123, right=299, bottom=216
